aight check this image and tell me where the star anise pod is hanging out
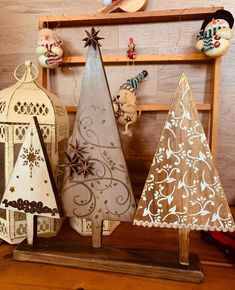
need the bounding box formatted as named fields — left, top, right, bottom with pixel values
left=68, top=140, right=87, bottom=159
left=64, top=152, right=81, bottom=180
left=77, top=159, right=95, bottom=178
left=83, top=27, right=104, bottom=50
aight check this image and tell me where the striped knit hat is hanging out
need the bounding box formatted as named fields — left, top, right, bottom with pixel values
left=121, top=70, right=148, bottom=92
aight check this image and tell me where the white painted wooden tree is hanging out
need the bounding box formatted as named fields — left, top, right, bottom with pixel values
left=0, top=117, right=62, bottom=245
left=134, top=73, right=235, bottom=264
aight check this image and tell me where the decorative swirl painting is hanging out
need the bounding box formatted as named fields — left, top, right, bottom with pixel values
left=61, top=29, right=136, bottom=247
left=134, top=73, right=235, bottom=232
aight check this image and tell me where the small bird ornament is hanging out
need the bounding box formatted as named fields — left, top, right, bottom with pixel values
left=195, top=9, right=234, bottom=57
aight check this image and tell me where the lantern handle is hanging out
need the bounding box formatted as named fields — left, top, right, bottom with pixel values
left=14, top=61, right=38, bottom=83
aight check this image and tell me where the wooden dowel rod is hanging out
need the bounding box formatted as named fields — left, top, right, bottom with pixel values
left=39, top=7, right=223, bottom=28
left=66, top=103, right=211, bottom=113
left=62, top=53, right=212, bottom=65
left=26, top=214, right=38, bottom=247
left=210, top=57, right=221, bottom=162
left=91, top=220, right=103, bottom=248
left=178, top=228, right=190, bottom=265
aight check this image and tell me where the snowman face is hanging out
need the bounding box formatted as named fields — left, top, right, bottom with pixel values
left=205, top=18, right=230, bottom=31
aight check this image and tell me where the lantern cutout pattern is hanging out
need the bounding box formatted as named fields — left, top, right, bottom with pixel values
left=0, top=61, right=69, bottom=244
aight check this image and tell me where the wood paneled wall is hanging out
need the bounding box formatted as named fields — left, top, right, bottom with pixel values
left=0, top=0, right=235, bottom=204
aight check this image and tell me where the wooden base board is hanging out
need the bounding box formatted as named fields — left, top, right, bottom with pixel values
left=14, top=238, right=204, bottom=283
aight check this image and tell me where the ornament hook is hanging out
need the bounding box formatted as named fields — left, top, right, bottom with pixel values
left=14, top=61, right=38, bottom=83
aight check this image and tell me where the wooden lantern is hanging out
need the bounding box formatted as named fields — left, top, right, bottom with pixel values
left=0, top=61, right=69, bottom=244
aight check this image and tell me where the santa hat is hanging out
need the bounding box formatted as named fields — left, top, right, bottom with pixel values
left=200, top=9, right=234, bottom=31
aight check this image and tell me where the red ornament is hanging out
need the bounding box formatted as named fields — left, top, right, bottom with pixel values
left=127, top=37, right=136, bottom=60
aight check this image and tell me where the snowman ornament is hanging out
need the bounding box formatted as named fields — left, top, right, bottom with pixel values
left=195, top=9, right=234, bottom=57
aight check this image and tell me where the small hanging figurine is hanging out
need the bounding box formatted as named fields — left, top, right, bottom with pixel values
left=113, top=70, right=148, bottom=137
left=195, top=9, right=234, bottom=57
left=127, top=37, right=136, bottom=60
left=36, top=28, right=63, bottom=69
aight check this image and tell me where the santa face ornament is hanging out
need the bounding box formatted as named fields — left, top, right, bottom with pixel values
left=36, top=28, right=63, bottom=69
left=195, top=9, right=234, bottom=57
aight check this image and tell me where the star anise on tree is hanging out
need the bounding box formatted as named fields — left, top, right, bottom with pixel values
left=64, top=152, right=80, bottom=180
left=68, top=140, right=87, bottom=159
left=77, top=159, right=95, bottom=178
left=83, top=27, right=104, bottom=50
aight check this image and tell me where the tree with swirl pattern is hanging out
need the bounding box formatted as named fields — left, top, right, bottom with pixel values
left=61, top=28, right=136, bottom=248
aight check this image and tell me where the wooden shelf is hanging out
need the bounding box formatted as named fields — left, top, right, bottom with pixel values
left=63, top=53, right=212, bottom=65
left=38, top=7, right=222, bottom=159
left=39, top=7, right=223, bottom=28
left=66, top=103, right=211, bottom=113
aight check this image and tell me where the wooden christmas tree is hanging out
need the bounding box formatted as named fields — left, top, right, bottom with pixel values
left=134, top=73, right=235, bottom=265
left=61, top=27, right=136, bottom=248
left=0, top=117, right=62, bottom=245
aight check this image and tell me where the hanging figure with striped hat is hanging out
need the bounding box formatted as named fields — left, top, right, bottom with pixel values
left=113, top=70, right=148, bottom=137
left=195, top=9, right=234, bottom=57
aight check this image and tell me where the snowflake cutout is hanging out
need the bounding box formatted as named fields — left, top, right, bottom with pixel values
left=21, top=144, right=44, bottom=178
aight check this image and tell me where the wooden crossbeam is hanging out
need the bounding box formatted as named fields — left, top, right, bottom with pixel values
left=62, top=53, right=212, bottom=65
left=39, top=7, right=223, bottom=28
left=66, top=103, right=211, bottom=113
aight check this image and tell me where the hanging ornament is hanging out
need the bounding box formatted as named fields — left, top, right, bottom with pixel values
left=36, top=28, right=63, bottom=69
left=195, top=9, right=234, bottom=57
left=127, top=37, right=136, bottom=60
left=113, top=70, right=148, bottom=137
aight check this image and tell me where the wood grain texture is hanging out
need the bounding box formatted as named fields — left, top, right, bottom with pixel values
left=133, top=73, right=235, bottom=231
left=98, top=0, right=147, bottom=13
left=61, top=41, right=136, bottom=247
left=14, top=237, right=203, bottom=283
left=0, top=221, right=235, bottom=289
left=178, top=228, right=190, bottom=265
left=39, top=7, right=223, bottom=28
left=0, top=0, right=234, bottom=206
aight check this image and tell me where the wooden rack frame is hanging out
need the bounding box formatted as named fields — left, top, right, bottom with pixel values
left=38, top=7, right=222, bottom=160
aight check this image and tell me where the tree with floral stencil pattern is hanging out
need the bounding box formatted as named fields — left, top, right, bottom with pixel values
left=134, top=73, right=235, bottom=265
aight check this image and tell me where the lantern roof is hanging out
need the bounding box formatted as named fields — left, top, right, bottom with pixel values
left=0, top=61, right=68, bottom=125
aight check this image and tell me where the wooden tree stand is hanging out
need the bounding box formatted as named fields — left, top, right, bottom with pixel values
left=14, top=7, right=225, bottom=284
left=14, top=237, right=203, bottom=283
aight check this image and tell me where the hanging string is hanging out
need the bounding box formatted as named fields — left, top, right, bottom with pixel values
left=158, top=8, right=187, bottom=73
left=44, top=16, right=79, bottom=106
left=64, top=63, right=80, bottom=106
